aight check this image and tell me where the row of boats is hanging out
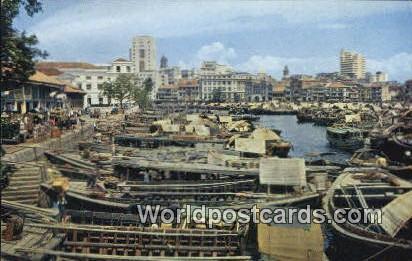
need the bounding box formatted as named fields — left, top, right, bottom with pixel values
left=1, top=108, right=412, bottom=260
left=299, top=105, right=412, bottom=168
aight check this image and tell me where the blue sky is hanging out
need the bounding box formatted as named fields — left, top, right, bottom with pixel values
left=15, top=1, right=412, bottom=81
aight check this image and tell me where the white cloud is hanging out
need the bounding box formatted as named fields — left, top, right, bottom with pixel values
left=196, top=42, right=237, bottom=65
left=184, top=43, right=412, bottom=81
left=28, top=1, right=409, bottom=43
left=237, top=55, right=337, bottom=78
left=368, top=53, right=412, bottom=82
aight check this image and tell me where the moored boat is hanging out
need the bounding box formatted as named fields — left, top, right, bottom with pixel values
left=326, top=126, right=365, bottom=151
left=323, top=167, right=412, bottom=260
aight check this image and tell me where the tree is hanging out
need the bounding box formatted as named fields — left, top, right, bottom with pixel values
left=1, top=0, right=48, bottom=84
left=98, top=74, right=138, bottom=108
left=131, top=78, right=153, bottom=110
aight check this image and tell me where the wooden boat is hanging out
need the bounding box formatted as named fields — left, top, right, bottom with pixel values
left=296, top=109, right=314, bottom=123
left=44, top=151, right=112, bottom=178
left=1, top=200, right=65, bottom=261
left=114, top=134, right=226, bottom=148
left=371, top=125, right=412, bottom=165
left=348, top=148, right=412, bottom=179
left=15, top=222, right=251, bottom=260
left=41, top=180, right=319, bottom=213
left=370, top=110, right=412, bottom=165
left=323, top=167, right=412, bottom=260
left=326, top=126, right=365, bottom=151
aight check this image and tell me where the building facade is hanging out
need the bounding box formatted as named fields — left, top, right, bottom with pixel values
left=158, top=66, right=181, bottom=87
left=156, top=84, right=178, bottom=102
left=361, top=83, right=391, bottom=102
left=340, top=49, right=366, bottom=79
left=199, top=61, right=253, bottom=102
left=131, top=35, right=156, bottom=72
left=366, top=71, right=389, bottom=83
left=177, top=79, right=201, bottom=102
left=54, top=58, right=140, bottom=107
left=1, top=71, right=81, bottom=113
left=245, top=73, right=274, bottom=102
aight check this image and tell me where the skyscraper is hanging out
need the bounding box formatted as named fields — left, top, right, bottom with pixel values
left=131, top=36, right=156, bottom=72
left=340, top=49, right=366, bottom=79
left=283, top=65, right=289, bottom=79
left=160, top=55, right=168, bottom=69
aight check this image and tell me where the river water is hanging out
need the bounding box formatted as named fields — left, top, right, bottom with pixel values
left=258, top=115, right=355, bottom=260
left=258, top=115, right=351, bottom=163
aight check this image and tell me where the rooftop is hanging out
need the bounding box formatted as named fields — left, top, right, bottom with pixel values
left=113, top=58, right=129, bottom=63
left=29, top=71, right=65, bottom=86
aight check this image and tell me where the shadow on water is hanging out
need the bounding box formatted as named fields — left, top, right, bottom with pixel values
left=258, top=115, right=351, bottom=163
left=258, top=115, right=354, bottom=260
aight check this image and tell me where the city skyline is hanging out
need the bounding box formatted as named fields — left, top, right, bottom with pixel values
left=15, top=1, right=412, bottom=81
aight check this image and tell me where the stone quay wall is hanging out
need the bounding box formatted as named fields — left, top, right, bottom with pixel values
left=3, top=125, right=94, bottom=163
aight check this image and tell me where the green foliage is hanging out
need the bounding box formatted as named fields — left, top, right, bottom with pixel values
left=131, top=77, right=153, bottom=110
left=98, top=74, right=139, bottom=108
left=1, top=0, right=48, bottom=83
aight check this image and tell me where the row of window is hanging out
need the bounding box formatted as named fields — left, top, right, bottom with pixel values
left=202, top=81, right=239, bottom=86
left=86, top=96, right=111, bottom=105
left=81, top=83, right=103, bottom=90
left=115, top=66, right=131, bottom=73
left=204, top=87, right=234, bottom=92
left=84, top=75, right=112, bottom=81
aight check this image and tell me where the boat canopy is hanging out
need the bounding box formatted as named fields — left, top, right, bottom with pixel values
left=250, top=128, right=280, bottom=141
left=381, top=190, right=412, bottom=237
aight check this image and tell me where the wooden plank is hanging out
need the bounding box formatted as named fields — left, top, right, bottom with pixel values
left=16, top=248, right=250, bottom=260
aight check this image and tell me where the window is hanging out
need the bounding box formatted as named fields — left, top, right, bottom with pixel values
left=139, top=49, right=145, bottom=58
left=127, top=66, right=131, bottom=72
left=99, top=97, right=103, bottom=104
left=86, top=84, right=92, bottom=90
left=139, top=61, right=145, bottom=71
left=78, top=83, right=82, bottom=89
left=87, top=97, right=91, bottom=105
left=97, top=84, right=102, bottom=89
left=97, top=76, right=103, bottom=80
left=86, top=76, right=91, bottom=80
left=116, top=66, right=121, bottom=72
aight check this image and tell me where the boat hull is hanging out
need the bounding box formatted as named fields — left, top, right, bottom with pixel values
left=325, top=223, right=412, bottom=260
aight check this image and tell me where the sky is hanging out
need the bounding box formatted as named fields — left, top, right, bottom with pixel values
left=14, top=0, right=412, bottom=82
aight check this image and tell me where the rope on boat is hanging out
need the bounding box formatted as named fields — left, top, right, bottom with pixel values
left=361, top=245, right=394, bottom=261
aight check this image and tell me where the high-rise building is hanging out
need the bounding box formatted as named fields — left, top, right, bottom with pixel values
left=283, top=65, right=289, bottom=79
left=340, top=49, right=366, bottom=79
left=131, top=35, right=156, bottom=72
left=160, top=55, right=168, bottom=69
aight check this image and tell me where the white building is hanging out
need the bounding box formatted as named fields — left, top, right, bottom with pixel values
left=199, top=61, right=254, bottom=102
left=58, top=58, right=135, bottom=107
left=340, top=49, right=366, bottom=79
left=158, top=66, right=182, bottom=87
left=130, top=35, right=156, bottom=72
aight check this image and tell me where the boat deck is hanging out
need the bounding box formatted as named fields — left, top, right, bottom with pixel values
left=1, top=222, right=64, bottom=260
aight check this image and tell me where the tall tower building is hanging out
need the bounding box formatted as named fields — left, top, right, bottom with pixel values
left=131, top=36, right=156, bottom=72
left=340, top=49, right=366, bottom=79
left=160, top=55, right=168, bottom=69
left=283, top=65, right=289, bottom=79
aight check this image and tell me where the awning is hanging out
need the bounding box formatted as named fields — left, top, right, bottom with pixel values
left=381, top=190, right=412, bottom=237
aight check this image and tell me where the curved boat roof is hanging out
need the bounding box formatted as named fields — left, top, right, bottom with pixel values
left=381, top=190, right=412, bottom=238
